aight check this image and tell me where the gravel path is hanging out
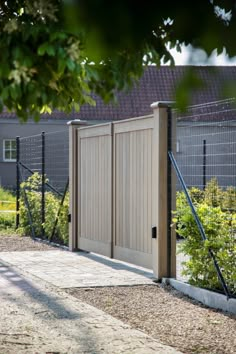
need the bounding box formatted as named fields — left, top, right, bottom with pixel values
left=0, top=234, right=235, bottom=354
left=68, top=285, right=236, bottom=354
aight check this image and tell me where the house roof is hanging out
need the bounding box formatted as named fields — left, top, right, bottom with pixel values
left=1, top=65, right=236, bottom=121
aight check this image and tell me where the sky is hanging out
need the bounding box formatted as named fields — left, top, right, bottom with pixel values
left=168, top=44, right=236, bottom=66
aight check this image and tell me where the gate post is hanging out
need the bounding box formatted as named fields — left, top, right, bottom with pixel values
left=151, top=101, right=176, bottom=279
left=41, top=131, right=45, bottom=238
left=16, top=136, right=20, bottom=229
left=68, top=120, right=88, bottom=251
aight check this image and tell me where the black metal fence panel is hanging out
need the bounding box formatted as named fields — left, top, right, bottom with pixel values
left=172, top=99, right=236, bottom=296
left=16, top=130, right=69, bottom=245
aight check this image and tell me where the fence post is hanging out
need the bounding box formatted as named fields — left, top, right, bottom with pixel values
left=203, top=139, right=206, bottom=189
left=41, top=132, right=45, bottom=238
left=16, top=136, right=20, bottom=229
left=151, top=101, right=176, bottom=279
left=68, top=120, right=88, bottom=251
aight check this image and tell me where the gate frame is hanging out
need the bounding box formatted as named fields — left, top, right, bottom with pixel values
left=69, top=103, right=176, bottom=279
left=151, top=101, right=176, bottom=278
left=68, top=120, right=88, bottom=251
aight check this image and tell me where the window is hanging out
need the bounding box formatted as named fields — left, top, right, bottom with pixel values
left=3, top=139, right=16, bottom=162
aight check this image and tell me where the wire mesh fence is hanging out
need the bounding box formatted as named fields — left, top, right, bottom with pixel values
left=173, top=99, right=236, bottom=297
left=17, top=130, right=69, bottom=245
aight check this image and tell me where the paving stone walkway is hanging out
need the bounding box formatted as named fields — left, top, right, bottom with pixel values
left=0, top=249, right=155, bottom=288
left=0, top=250, right=182, bottom=353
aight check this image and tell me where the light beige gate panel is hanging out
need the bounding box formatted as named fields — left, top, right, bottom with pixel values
left=77, top=124, right=112, bottom=257
left=113, top=116, right=154, bottom=268
left=69, top=105, right=176, bottom=279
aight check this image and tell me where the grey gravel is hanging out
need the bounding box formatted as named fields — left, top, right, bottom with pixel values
left=0, top=233, right=60, bottom=251
left=67, top=285, right=236, bottom=354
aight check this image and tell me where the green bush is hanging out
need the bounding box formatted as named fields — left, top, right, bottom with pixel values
left=18, top=173, right=69, bottom=245
left=175, top=179, right=236, bottom=295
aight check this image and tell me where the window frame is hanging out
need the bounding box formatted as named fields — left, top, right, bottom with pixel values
left=3, top=139, right=17, bottom=162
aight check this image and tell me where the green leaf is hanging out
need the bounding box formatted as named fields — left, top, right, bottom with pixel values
left=2, top=86, right=9, bottom=100
left=66, top=59, right=76, bottom=71
left=58, top=59, right=66, bottom=73
left=46, top=45, right=55, bottom=56
left=38, top=43, right=49, bottom=56
left=9, top=85, right=20, bottom=100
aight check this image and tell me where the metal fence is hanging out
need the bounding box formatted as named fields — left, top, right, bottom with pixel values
left=16, top=130, right=69, bottom=244
left=173, top=99, right=236, bottom=297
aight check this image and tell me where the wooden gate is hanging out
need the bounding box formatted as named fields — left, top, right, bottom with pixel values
left=113, top=117, right=153, bottom=268
left=69, top=103, right=176, bottom=278
left=76, top=123, right=113, bottom=257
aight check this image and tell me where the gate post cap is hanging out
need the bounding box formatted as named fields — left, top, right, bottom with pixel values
left=151, top=101, right=175, bottom=109
left=67, top=119, right=88, bottom=126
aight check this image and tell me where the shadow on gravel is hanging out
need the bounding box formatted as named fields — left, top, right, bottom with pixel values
left=0, top=260, right=100, bottom=353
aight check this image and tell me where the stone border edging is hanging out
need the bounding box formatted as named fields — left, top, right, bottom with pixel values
left=162, top=278, right=236, bottom=315
left=34, top=237, right=69, bottom=251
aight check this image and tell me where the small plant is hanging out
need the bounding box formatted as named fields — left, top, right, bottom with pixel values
left=222, top=186, right=236, bottom=211
left=204, top=177, right=223, bottom=207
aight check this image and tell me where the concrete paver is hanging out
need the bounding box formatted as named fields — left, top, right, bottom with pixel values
left=0, top=250, right=155, bottom=288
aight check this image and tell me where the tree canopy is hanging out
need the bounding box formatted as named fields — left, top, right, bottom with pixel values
left=0, top=0, right=236, bottom=120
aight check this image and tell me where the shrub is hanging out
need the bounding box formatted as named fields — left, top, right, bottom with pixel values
left=18, top=173, right=69, bottom=245
left=175, top=179, right=236, bottom=295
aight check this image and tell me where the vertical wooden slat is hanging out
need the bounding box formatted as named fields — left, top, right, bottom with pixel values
left=114, top=134, right=119, bottom=247
left=136, top=131, right=140, bottom=251
left=122, top=134, right=126, bottom=248
left=119, top=134, right=123, bottom=247
left=140, top=131, right=144, bottom=252
left=76, top=124, right=112, bottom=257
left=143, top=130, right=148, bottom=253
left=147, top=128, right=152, bottom=254
left=129, top=132, right=133, bottom=249
left=94, top=138, right=97, bottom=239
left=100, top=136, right=105, bottom=241
left=125, top=133, right=130, bottom=249
left=132, top=131, right=137, bottom=250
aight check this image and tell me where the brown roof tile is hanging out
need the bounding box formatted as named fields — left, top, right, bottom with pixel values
left=1, top=65, right=236, bottom=121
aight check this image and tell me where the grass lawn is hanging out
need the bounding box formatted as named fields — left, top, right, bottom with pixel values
left=0, top=187, right=16, bottom=231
